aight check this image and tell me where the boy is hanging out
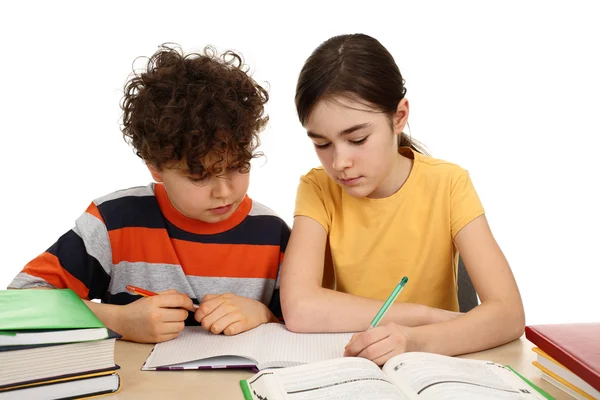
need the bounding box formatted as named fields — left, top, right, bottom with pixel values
left=8, top=44, right=289, bottom=344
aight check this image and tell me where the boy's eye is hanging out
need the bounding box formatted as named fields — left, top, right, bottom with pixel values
left=187, top=175, right=210, bottom=185
left=349, top=136, right=368, bottom=146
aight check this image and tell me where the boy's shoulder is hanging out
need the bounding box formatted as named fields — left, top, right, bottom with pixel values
left=92, top=184, right=156, bottom=207
left=87, top=184, right=162, bottom=228
left=248, top=199, right=285, bottom=221
left=247, top=198, right=289, bottom=230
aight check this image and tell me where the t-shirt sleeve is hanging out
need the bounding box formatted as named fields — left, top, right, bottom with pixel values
left=450, top=169, right=486, bottom=238
left=293, top=173, right=331, bottom=233
left=7, top=202, right=112, bottom=300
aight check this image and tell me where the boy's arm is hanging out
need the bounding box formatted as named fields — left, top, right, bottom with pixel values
left=8, top=210, right=112, bottom=301
left=280, top=216, right=460, bottom=333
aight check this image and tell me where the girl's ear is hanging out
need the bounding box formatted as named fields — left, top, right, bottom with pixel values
left=146, top=163, right=163, bottom=183
left=393, top=98, right=410, bottom=135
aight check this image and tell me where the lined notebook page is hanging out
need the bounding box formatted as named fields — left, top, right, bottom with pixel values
left=144, top=323, right=353, bottom=370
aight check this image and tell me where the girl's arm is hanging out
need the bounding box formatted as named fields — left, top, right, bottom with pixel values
left=280, top=216, right=461, bottom=333
left=408, top=214, right=525, bottom=355
left=344, top=215, right=525, bottom=363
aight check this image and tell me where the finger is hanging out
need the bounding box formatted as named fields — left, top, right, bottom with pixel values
left=196, top=295, right=227, bottom=321
left=344, top=327, right=390, bottom=356
left=221, top=320, right=246, bottom=336
left=354, top=335, right=395, bottom=362
left=202, top=294, right=218, bottom=301
left=160, top=307, right=190, bottom=322
left=155, top=293, right=195, bottom=311
left=157, top=289, right=180, bottom=295
left=156, top=332, right=181, bottom=343
left=157, top=321, right=186, bottom=335
left=345, top=333, right=360, bottom=348
left=208, top=311, right=243, bottom=335
left=372, top=348, right=403, bottom=366
left=200, top=302, right=235, bottom=332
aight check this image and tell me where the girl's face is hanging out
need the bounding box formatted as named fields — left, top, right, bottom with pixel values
left=304, top=96, right=409, bottom=198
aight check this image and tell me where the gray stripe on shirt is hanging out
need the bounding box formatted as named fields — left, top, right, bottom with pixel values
left=93, top=184, right=155, bottom=206
left=249, top=200, right=279, bottom=217
left=8, top=272, right=55, bottom=289
left=109, top=261, right=276, bottom=304
left=74, top=212, right=112, bottom=275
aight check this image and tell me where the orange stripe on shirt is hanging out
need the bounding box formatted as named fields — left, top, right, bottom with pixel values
left=172, top=240, right=280, bottom=279
left=109, top=227, right=179, bottom=265
left=23, top=252, right=89, bottom=299
left=85, top=202, right=104, bottom=222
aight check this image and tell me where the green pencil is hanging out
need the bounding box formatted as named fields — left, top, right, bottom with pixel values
left=369, top=276, right=408, bottom=329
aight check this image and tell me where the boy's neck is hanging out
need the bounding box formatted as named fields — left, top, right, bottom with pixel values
left=153, top=183, right=252, bottom=234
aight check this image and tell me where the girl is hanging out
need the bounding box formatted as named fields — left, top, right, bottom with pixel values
left=280, top=33, right=525, bottom=365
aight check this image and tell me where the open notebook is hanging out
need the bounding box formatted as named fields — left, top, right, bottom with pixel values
left=142, top=323, right=353, bottom=371
left=241, top=352, right=552, bottom=400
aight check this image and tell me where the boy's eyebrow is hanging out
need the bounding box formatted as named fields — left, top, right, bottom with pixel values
left=307, top=122, right=371, bottom=139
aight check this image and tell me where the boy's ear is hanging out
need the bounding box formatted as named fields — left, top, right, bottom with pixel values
left=146, top=163, right=163, bottom=183
left=393, top=98, right=410, bottom=135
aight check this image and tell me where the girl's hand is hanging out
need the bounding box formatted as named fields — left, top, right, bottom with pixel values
left=344, top=323, right=413, bottom=366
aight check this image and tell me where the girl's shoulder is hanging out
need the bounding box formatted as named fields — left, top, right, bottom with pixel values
left=408, top=149, right=471, bottom=181
left=299, top=167, right=345, bottom=203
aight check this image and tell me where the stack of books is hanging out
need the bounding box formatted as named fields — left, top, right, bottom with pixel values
left=526, top=323, right=600, bottom=400
left=0, top=289, right=121, bottom=399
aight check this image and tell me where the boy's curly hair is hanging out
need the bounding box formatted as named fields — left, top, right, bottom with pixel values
left=121, top=44, right=269, bottom=179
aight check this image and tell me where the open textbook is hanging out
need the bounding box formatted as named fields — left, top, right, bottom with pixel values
left=240, top=352, right=552, bottom=400
left=142, top=323, right=353, bottom=370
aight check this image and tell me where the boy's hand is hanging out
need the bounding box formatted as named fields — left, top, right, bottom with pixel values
left=195, top=293, right=277, bottom=335
left=343, top=323, right=413, bottom=366
left=116, top=289, right=195, bottom=343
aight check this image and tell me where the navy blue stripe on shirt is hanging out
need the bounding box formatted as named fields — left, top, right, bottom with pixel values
left=268, top=289, right=283, bottom=319
left=98, top=196, right=166, bottom=231
left=279, top=224, right=290, bottom=253
left=97, top=195, right=287, bottom=247
left=47, top=230, right=111, bottom=300
left=164, top=215, right=286, bottom=246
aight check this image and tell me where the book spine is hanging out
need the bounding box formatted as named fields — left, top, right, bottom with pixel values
left=239, top=380, right=253, bottom=400
left=525, top=327, right=600, bottom=393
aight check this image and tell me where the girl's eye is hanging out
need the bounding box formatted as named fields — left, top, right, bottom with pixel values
left=314, top=142, right=331, bottom=149
left=350, top=136, right=368, bottom=146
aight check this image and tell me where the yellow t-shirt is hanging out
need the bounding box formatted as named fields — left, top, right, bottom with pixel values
left=294, top=148, right=485, bottom=311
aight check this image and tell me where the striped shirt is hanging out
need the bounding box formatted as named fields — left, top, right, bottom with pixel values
left=9, top=183, right=289, bottom=319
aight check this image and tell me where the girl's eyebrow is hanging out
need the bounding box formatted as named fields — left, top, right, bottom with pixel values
left=307, top=122, right=371, bottom=139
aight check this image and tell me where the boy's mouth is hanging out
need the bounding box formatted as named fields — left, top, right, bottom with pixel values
left=209, top=204, right=233, bottom=215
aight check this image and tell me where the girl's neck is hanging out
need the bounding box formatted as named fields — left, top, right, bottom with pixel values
left=368, top=152, right=413, bottom=199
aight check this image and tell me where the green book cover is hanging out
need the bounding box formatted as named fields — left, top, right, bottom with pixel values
left=239, top=380, right=253, bottom=400
left=506, top=365, right=554, bottom=400
left=0, top=289, right=105, bottom=332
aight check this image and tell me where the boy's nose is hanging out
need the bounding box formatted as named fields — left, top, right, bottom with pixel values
left=212, top=177, right=233, bottom=198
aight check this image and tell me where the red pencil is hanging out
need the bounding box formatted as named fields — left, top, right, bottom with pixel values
left=125, top=285, right=199, bottom=308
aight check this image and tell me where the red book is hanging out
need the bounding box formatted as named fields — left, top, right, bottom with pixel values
left=525, top=323, right=600, bottom=392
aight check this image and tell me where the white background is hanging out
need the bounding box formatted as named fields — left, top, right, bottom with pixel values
left=1, top=1, right=598, bottom=324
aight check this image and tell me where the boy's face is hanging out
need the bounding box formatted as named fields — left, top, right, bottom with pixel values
left=147, top=157, right=250, bottom=223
